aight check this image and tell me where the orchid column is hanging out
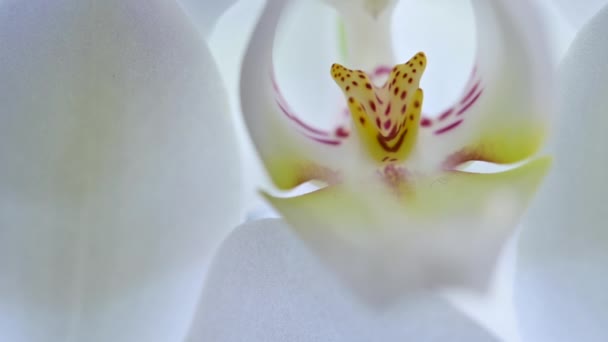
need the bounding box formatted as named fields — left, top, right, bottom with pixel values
left=0, top=0, right=241, bottom=341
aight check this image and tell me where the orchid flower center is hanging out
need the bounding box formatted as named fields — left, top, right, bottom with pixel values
left=331, top=52, right=426, bottom=165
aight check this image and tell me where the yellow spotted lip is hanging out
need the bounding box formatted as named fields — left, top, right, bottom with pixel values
left=331, top=52, right=427, bottom=165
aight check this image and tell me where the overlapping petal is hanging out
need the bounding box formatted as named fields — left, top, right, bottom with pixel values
left=177, top=0, right=238, bottom=37
left=549, top=0, right=608, bottom=30
left=0, top=0, right=241, bottom=340
left=410, top=0, right=553, bottom=171
left=515, top=4, right=608, bottom=341
left=187, top=219, right=498, bottom=342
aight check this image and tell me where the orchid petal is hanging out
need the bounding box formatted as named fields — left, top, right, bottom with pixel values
left=187, top=219, right=498, bottom=342
left=0, top=0, right=241, bottom=340
left=515, top=5, right=608, bottom=341
left=263, top=158, right=551, bottom=302
left=212, top=0, right=342, bottom=197
left=241, top=0, right=365, bottom=189
left=322, top=0, right=397, bottom=70
left=549, top=0, right=607, bottom=30
left=390, top=0, right=477, bottom=114
left=177, top=0, right=238, bottom=37
left=411, top=0, right=553, bottom=171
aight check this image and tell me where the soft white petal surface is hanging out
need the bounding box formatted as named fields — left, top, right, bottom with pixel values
left=0, top=0, right=241, bottom=341
left=187, top=219, right=498, bottom=342
left=392, top=0, right=476, bottom=114
left=548, top=0, right=607, bottom=30
left=535, top=0, right=578, bottom=63
left=515, top=5, right=608, bottom=341
left=177, top=0, right=238, bottom=37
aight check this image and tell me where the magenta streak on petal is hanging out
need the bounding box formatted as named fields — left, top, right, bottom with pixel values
left=434, top=119, right=464, bottom=135
left=270, top=71, right=342, bottom=142
left=420, top=117, right=433, bottom=127
left=335, top=127, right=350, bottom=138
left=276, top=100, right=331, bottom=137
left=438, top=108, right=454, bottom=121
left=457, top=89, right=483, bottom=116
left=460, top=82, right=480, bottom=105
left=305, top=134, right=342, bottom=145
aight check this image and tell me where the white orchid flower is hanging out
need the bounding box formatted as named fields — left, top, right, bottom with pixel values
left=232, top=0, right=553, bottom=302
left=0, top=0, right=242, bottom=341
left=187, top=1, right=608, bottom=341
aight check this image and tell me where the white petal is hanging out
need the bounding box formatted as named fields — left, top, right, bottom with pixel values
left=263, top=158, right=550, bottom=303
left=210, top=0, right=342, bottom=196
left=241, top=0, right=369, bottom=189
left=515, top=5, right=608, bottom=342
left=0, top=1, right=241, bottom=341
left=187, top=219, right=498, bottom=342
left=177, top=0, right=238, bottom=37
left=548, top=0, right=607, bottom=30
left=534, top=0, right=578, bottom=63
left=409, top=0, right=553, bottom=172
left=391, top=0, right=570, bottom=114
left=391, top=0, right=477, bottom=114
left=322, top=0, right=397, bottom=70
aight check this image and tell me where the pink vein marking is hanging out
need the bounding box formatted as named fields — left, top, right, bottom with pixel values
left=271, top=72, right=334, bottom=137
left=460, top=82, right=480, bottom=105
left=373, top=65, right=393, bottom=77
left=438, top=108, right=454, bottom=121
left=434, top=119, right=464, bottom=135
left=306, top=134, right=342, bottom=146
left=276, top=100, right=330, bottom=137
left=270, top=70, right=340, bottom=145
left=457, top=89, right=483, bottom=116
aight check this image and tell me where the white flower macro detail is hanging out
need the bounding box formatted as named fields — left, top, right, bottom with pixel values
left=238, top=0, right=553, bottom=302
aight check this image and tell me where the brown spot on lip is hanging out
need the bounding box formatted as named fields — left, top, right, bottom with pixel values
left=369, top=101, right=377, bottom=112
